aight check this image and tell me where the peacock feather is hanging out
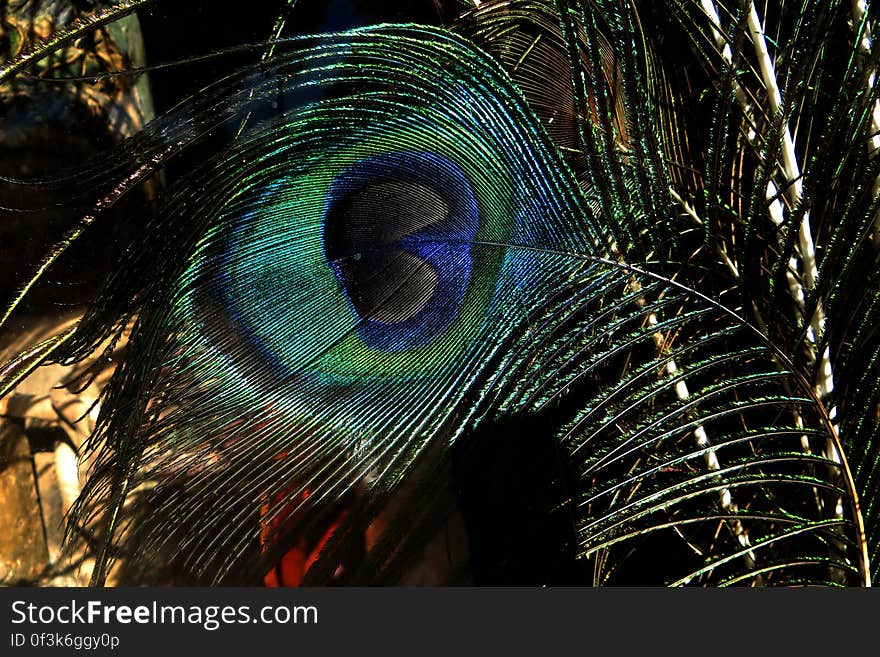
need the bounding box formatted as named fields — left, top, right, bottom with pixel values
left=0, top=0, right=877, bottom=586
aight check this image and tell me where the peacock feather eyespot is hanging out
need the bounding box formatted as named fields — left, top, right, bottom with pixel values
left=154, top=28, right=600, bottom=402
left=322, top=150, right=479, bottom=352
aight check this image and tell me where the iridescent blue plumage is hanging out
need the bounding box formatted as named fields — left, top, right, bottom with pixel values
left=323, top=150, right=478, bottom=352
